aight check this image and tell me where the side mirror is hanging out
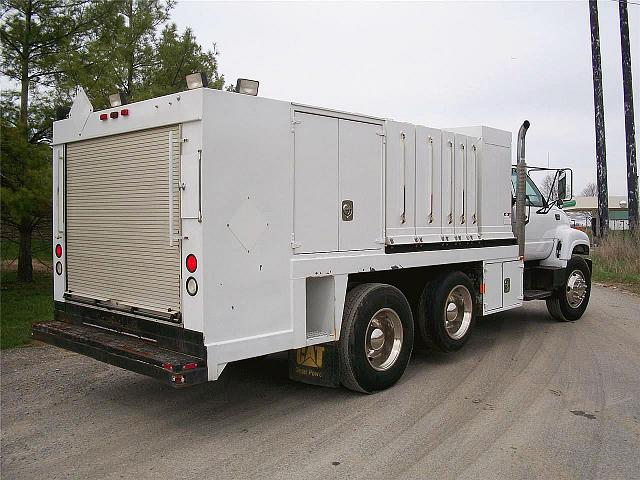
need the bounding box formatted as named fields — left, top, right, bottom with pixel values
left=557, top=169, right=572, bottom=202
left=558, top=171, right=567, bottom=201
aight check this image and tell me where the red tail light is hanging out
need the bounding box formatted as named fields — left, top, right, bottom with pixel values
left=110, top=111, right=118, bottom=119
left=120, top=108, right=129, bottom=116
left=55, top=244, right=62, bottom=258
left=186, top=254, right=197, bottom=273
left=99, top=113, right=108, bottom=121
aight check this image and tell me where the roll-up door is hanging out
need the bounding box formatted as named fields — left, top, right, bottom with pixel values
left=65, top=125, right=181, bottom=317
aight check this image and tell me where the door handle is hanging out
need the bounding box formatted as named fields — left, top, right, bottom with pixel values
left=342, top=200, right=354, bottom=221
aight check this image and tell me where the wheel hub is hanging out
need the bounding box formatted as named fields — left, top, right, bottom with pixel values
left=444, top=285, right=472, bottom=340
left=566, top=270, right=587, bottom=308
left=365, top=308, right=403, bottom=372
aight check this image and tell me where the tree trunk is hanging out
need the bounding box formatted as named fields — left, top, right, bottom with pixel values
left=19, top=0, right=32, bottom=127
left=17, top=220, right=34, bottom=283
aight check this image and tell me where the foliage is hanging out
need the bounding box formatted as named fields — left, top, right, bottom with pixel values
left=62, top=0, right=225, bottom=109
left=0, top=126, right=52, bottom=229
left=1, top=0, right=225, bottom=282
left=581, top=182, right=598, bottom=197
left=591, top=234, right=640, bottom=294
left=540, top=173, right=558, bottom=200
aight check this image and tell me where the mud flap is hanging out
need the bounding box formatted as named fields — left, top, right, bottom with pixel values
left=288, top=342, right=341, bottom=388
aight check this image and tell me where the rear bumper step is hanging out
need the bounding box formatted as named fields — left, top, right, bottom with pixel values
left=32, top=321, right=207, bottom=387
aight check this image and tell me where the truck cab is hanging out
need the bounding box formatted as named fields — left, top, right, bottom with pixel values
left=511, top=168, right=592, bottom=321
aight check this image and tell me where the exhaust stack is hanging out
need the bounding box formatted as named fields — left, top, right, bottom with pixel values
left=516, top=120, right=530, bottom=258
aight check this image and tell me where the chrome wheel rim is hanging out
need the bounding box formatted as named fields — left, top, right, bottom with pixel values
left=444, top=285, right=473, bottom=340
left=365, top=308, right=403, bottom=371
left=566, top=270, right=587, bottom=308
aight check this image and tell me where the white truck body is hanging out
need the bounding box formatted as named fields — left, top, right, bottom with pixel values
left=43, top=86, right=588, bottom=388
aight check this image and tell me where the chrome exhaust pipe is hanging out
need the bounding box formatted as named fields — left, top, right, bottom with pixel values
left=516, top=120, right=530, bottom=258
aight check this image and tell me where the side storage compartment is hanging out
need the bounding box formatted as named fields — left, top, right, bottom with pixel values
left=441, top=131, right=455, bottom=237
left=385, top=121, right=416, bottom=244
left=466, top=137, right=479, bottom=239
left=293, top=112, right=339, bottom=253
left=415, top=127, right=443, bottom=242
left=483, top=262, right=503, bottom=313
left=483, top=259, right=524, bottom=315
left=502, top=259, right=524, bottom=309
left=293, top=110, right=384, bottom=254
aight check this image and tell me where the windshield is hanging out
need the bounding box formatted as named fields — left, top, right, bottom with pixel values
left=511, top=169, right=545, bottom=208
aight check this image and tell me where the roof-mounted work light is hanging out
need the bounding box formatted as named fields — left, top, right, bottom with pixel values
left=235, top=78, right=259, bottom=96
left=108, top=92, right=127, bottom=108
left=186, top=72, right=208, bottom=90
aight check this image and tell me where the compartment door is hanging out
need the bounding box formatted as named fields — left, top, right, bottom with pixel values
left=338, top=119, right=383, bottom=251
left=502, top=260, right=524, bottom=309
left=466, top=138, right=479, bottom=238
left=483, top=262, right=503, bottom=313
left=441, top=131, right=455, bottom=236
left=385, top=121, right=416, bottom=244
left=294, top=112, right=339, bottom=253
left=415, top=127, right=442, bottom=242
left=454, top=134, right=467, bottom=235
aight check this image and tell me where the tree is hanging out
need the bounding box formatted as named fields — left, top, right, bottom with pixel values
left=1, top=0, right=111, bottom=282
left=581, top=182, right=598, bottom=197
left=1, top=0, right=226, bottom=282
left=540, top=173, right=558, bottom=200
left=64, top=0, right=225, bottom=109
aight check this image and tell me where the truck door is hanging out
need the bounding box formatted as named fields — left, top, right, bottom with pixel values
left=510, top=170, right=555, bottom=260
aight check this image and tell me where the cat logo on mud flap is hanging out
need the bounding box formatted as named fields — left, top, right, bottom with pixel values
left=296, top=346, right=325, bottom=368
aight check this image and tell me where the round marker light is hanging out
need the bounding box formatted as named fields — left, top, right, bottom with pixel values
left=186, top=277, right=198, bottom=296
left=55, top=244, right=62, bottom=258
left=55, top=261, right=63, bottom=275
left=186, top=254, right=197, bottom=273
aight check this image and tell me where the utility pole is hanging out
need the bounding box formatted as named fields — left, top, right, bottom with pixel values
left=589, top=0, right=609, bottom=237
left=618, top=0, right=638, bottom=236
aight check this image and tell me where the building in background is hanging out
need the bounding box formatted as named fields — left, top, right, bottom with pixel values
left=565, top=196, right=629, bottom=231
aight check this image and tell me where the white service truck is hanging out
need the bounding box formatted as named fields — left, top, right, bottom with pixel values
left=34, top=80, right=592, bottom=392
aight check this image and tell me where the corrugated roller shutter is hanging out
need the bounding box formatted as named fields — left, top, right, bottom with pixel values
left=66, top=125, right=181, bottom=316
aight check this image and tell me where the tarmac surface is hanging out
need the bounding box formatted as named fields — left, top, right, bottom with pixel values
left=1, top=285, right=639, bottom=479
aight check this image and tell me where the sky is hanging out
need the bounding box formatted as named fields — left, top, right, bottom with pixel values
left=172, top=0, right=640, bottom=196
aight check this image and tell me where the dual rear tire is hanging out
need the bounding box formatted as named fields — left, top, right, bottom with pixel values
left=417, top=271, right=476, bottom=352
left=338, top=283, right=414, bottom=393
left=338, top=272, right=476, bottom=393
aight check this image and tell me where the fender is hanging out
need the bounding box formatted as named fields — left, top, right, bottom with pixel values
left=540, top=224, right=590, bottom=268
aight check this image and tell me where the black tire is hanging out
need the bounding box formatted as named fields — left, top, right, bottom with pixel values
left=417, top=271, right=476, bottom=352
left=546, top=255, right=591, bottom=322
left=338, top=283, right=414, bottom=393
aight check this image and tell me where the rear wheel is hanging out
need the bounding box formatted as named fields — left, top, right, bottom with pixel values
left=546, top=255, right=591, bottom=321
left=418, top=271, right=476, bottom=352
left=338, top=283, right=414, bottom=393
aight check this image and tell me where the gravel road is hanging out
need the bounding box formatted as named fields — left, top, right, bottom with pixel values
left=2, top=285, right=639, bottom=480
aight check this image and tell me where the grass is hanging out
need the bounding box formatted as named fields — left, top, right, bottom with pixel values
left=590, top=235, right=640, bottom=294
left=0, top=270, right=53, bottom=349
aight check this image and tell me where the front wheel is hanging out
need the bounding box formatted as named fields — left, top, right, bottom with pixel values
left=546, top=255, right=591, bottom=322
